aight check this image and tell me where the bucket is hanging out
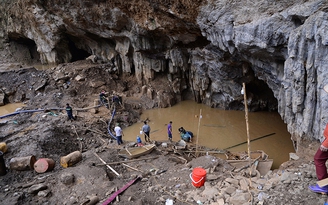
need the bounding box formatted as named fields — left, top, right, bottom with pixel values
left=34, top=158, right=55, bottom=173
left=0, top=151, right=7, bottom=176
left=190, top=167, right=206, bottom=188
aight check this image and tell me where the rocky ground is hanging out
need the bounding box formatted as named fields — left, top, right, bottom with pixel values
left=0, top=61, right=326, bottom=205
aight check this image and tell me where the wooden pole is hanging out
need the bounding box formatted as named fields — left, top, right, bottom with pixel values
left=223, top=132, right=276, bottom=150
left=195, top=109, right=202, bottom=156
left=93, top=152, right=120, bottom=176
left=95, top=156, right=159, bottom=166
left=243, top=83, right=252, bottom=184
left=122, top=163, right=143, bottom=172
left=72, top=125, right=83, bottom=152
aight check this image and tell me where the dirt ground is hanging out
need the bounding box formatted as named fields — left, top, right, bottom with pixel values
left=0, top=60, right=324, bottom=205
left=0, top=60, right=225, bottom=205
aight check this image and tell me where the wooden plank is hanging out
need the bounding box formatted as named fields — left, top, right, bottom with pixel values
left=125, top=148, right=132, bottom=155
left=122, top=163, right=143, bottom=172
left=317, top=178, right=328, bottom=187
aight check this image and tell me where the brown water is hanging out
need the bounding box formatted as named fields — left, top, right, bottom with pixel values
left=0, top=103, right=25, bottom=116
left=0, top=101, right=294, bottom=169
left=123, top=100, right=294, bottom=169
left=0, top=103, right=26, bottom=123
left=31, top=63, right=56, bottom=70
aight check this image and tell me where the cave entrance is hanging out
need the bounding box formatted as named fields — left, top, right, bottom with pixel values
left=67, top=37, right=91, bottom=62
left=7, top=33, right=40, bottom=64
left=245, top=78, right=278, bottom=112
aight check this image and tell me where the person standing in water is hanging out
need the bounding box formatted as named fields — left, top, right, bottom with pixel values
left=168, top=121, right=173, bottom=142
left=142, top=121, right=151, bottom=142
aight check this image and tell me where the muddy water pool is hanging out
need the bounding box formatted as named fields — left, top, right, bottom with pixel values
left=0, top=103, right=25, bottom=121
left=123, top=100, right=294, bottom=169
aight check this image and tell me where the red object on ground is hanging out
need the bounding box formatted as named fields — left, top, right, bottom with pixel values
left=190, top=167, right=206, bottom=188
left=34, top=158, right=55, bottom=173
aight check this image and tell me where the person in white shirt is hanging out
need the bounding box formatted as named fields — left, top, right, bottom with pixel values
left=114, top=123, right=124, bottom=145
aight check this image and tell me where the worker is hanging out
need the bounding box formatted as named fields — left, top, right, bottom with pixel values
left=142, top=121, right=151, bottom=142
left=65, top=103, right=75, bottom=120
left=136, top=136, right=143, bottom=147
left=309, top=123, right=328, bottom=194
left=178, top=127, right=193, bottom=142
left=114, top=123, right=124, bottom=145
left=168, top=121, right=173, bottom=142
left=99, top=90, right=109, bottom=109
left=112, top=95, right=121, bottom=107
left=309, top=84, right=328, bottom=201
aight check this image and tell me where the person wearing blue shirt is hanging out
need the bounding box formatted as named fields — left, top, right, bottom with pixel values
left=168, top=121, right=172, bottom=142
left=142, top=121, right=151, bottom=142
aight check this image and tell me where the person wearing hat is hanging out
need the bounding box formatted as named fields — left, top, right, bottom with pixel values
left=114, top=123, right=124, bottom=145
left=309, top=85, right=328, bottom=198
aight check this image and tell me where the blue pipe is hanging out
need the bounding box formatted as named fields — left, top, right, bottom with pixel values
left=1, top=105, right=119, bottom=140
left=0, top=109, right=47, bottom=119
left=107, top=107, right=117, bottom=140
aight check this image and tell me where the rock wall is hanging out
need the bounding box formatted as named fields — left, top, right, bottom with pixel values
left=1, top=0, right=328, bottom=146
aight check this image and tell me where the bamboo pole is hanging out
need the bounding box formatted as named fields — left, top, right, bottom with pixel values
left=242, top=83, right=252, bottom=185
left=93, top=152, right=120, bottom=176
left=72, top=125, right=83, bottom=152
left=122, top=163, right=143, bottom=172
left=223, top=133, right=276, bottom=150
left=195, top=109, right=202, bottom=156
left=183, top=150, right=226, bottom=154
left=115, top=187, right=119, bottom=202
left=95, top=156, right=159, bottom=166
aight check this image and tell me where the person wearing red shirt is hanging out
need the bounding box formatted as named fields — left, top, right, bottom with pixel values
left=309, top=85, right=328, bottom=198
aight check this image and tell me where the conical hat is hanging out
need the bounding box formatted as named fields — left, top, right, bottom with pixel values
left=324, top=84, right=328, bottom=93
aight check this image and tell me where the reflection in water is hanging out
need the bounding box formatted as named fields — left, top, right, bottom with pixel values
left=123, top=100, right=294, bottom=169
